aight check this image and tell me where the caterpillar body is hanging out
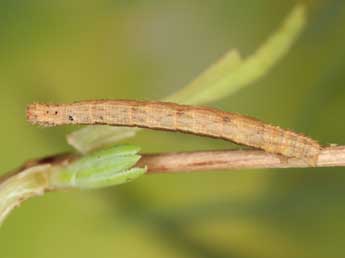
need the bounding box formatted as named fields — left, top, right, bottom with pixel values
left=27, top=100, right=321, bottom=166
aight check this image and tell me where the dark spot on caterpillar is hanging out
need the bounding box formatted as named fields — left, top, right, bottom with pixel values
left=99, top=116, right=104, bottom=120
left=69, top=115, right=74, bottom=121
left=176, top=110, right=185, bottom=116
left=223, top=116, right=231, bottom=122
left=55, top=111, right=58, bottom=115
left=46, top=111, right=49, bottom=114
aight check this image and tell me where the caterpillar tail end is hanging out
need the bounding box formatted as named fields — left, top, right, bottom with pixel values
left=302, top=144, right=321, bottom=167
left=305, top=153, right=320, bottom=167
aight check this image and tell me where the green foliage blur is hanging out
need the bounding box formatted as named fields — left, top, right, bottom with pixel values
left=1, top=1, right=345, bottom=257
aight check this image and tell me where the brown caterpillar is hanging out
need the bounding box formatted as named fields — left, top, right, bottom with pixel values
left=26, top=100, right=321, bottom=166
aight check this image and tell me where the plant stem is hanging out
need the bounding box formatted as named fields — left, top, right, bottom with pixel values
left=1, top=146, right=343, bottom=224
left=139, top=146, right=345, bottom=173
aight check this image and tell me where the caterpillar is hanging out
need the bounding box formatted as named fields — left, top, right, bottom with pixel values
left=27, top=100, right=321, bottom=166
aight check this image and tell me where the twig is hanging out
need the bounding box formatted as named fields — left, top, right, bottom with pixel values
left=0, top=146, right=343, bottom=224
left=139, top=146, right=345, bottom=173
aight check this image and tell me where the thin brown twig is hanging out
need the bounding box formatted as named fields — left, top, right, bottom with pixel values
left=0, top=146, right=342, bottom=224
left=2, top=146, right=344, bottom=183
left=139, top=146, right=345, bottom=173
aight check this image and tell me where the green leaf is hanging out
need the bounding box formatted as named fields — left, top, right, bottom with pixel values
left=67, top=126, right=139, bottom=154
left=166, top=4, right=306, bottom=105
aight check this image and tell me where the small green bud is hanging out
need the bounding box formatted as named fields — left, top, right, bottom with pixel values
left=50, top=145, right=146, bottom=189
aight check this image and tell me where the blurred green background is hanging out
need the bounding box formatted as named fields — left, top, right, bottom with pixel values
left=1, top=0, right=345, bottom=257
